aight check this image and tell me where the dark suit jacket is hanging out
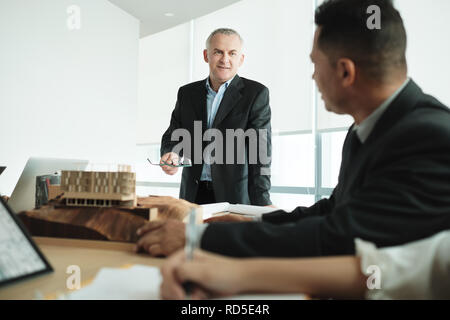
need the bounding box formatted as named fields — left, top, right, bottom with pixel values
left=161, top=75, right=272, bottom=205
left=201, top=80, right=450, bottom=257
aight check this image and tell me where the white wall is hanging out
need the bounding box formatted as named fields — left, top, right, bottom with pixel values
left=0, top=0, right=139, bottom=195
left=396, top=0, right=450, bottom=107
left=137, top=22, right=191, bottom=144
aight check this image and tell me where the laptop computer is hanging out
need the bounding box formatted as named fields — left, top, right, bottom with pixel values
left=0, top=197, right=53, bottom=287
left=8, top=157, right=89, bottom=213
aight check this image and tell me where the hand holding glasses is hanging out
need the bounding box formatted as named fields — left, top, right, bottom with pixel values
left=147, top=158, right=192, bottom=168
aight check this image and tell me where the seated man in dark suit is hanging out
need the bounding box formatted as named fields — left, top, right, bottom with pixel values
left=135, top=0, right=450, bottom=257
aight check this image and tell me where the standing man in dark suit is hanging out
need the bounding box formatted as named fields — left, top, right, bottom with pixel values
left=160, top=28, right=272, bottom=206
left=136, top=0, right=450, bottom=257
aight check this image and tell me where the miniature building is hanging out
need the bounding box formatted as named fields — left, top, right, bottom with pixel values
left=60, top=165, right=136, bottom=207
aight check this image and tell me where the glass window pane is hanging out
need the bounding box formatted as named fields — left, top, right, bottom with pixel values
left=317, top=97, right=354, bottom=130
left=321, top=131, right=347, bottom=188
left=271, top=134, right=315, bottom=187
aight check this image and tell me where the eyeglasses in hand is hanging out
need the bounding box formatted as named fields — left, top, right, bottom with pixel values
left=147, top=158, right=192, bottom=168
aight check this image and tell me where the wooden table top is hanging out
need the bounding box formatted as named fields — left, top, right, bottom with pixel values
left=0, top=237, right=164, bottom=300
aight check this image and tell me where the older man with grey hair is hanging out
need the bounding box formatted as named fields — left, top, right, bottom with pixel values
left=159, top=28, right=272, bottom=207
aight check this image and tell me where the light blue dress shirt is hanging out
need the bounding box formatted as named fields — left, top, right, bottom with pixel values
left=200, top=76, right=235, bottom=181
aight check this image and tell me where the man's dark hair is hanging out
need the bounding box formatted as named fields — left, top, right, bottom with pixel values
left=315, top=0, right=407, bottom=82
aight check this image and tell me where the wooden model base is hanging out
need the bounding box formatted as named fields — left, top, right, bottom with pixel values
left=18, top=196, right=201, bottom=242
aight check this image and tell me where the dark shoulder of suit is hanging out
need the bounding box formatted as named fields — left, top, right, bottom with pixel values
left=238, top=77, right=268, bottom=93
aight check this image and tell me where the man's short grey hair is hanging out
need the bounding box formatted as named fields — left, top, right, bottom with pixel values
left=205, top=28, right=244, bottom=50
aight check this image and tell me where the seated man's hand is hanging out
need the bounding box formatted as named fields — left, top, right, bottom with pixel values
left=137, top=195, right=198, bottom=221
left=160, top=152, right=179, bottom=175
left=204, top=213, right=254, bottom=224
left=135, top=219, right=185, bottom=257
left=160, top=249, right=242, bottom=300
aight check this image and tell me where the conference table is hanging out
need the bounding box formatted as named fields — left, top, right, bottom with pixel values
left=0, top=237, right=164, bottom=300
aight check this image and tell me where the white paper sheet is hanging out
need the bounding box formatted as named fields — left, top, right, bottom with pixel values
left=62, top=264, right=305, bottom=300
left=65, top=265, right=161, bottom=300
left=201, top=202, right=278, bottom=220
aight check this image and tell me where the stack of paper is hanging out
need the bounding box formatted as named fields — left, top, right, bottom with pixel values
left=201, top=202, right=278, bottom=220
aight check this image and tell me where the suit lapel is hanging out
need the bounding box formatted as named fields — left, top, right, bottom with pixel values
left=337, top=125, right=356, bottom=183
left=212, top=75, right=244, bottom=128
left=192, top=79, right=208, bottom=131
left=364, top=80, right=423, bottom=146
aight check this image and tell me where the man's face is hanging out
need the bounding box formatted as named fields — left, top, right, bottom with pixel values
left=310, top=28, right=346, bottom=114
left=204, top=33, right=244, bottom=85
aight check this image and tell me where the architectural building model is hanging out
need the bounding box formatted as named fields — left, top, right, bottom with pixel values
left=60, top=165, right=136, bottom=208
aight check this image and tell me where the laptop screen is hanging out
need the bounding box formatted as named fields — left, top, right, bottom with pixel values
left=0, top=198, right=52, bottom=287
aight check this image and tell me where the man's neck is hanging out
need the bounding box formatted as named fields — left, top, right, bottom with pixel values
left=351, top=77, right=407, bottom=125
left=209, top=75, right=234, bottom=92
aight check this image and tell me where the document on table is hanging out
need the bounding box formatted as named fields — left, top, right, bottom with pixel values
left=64, top=265, right=161, bottom=300
left=61, top=265, right=305, bottom=300
left=201, top=202, right=278, bottom=220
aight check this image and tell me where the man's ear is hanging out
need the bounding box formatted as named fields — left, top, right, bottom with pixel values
left=337, top=58, right=356, bottom=87
left=239, top=53, right=245, bottom=67
left=203, top=49, right=209, bottom=63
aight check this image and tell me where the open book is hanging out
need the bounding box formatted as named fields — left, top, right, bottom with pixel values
left=200, top=202, right=278, bottom=220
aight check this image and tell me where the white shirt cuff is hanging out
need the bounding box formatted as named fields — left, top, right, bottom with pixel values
left=355, top=231, right=450, bottom=300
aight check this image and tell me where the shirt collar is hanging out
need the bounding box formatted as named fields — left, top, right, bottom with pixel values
left=206, top=75, right=235, bottom=94
left=354, top=78, right=410, bottom=143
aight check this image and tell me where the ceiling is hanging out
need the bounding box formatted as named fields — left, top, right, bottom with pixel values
left=108, top=0, right=242, bottom=38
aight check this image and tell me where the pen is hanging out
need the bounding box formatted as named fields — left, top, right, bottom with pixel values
left=183, top=208, right=196, bottom=298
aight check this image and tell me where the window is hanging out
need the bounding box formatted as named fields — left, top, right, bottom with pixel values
left=321, top=130, right=347, bottom=189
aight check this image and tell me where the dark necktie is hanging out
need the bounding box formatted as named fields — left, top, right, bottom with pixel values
left=339, top=129, right=362, bottom=183
left=346, top=129, right=362, bottom=162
